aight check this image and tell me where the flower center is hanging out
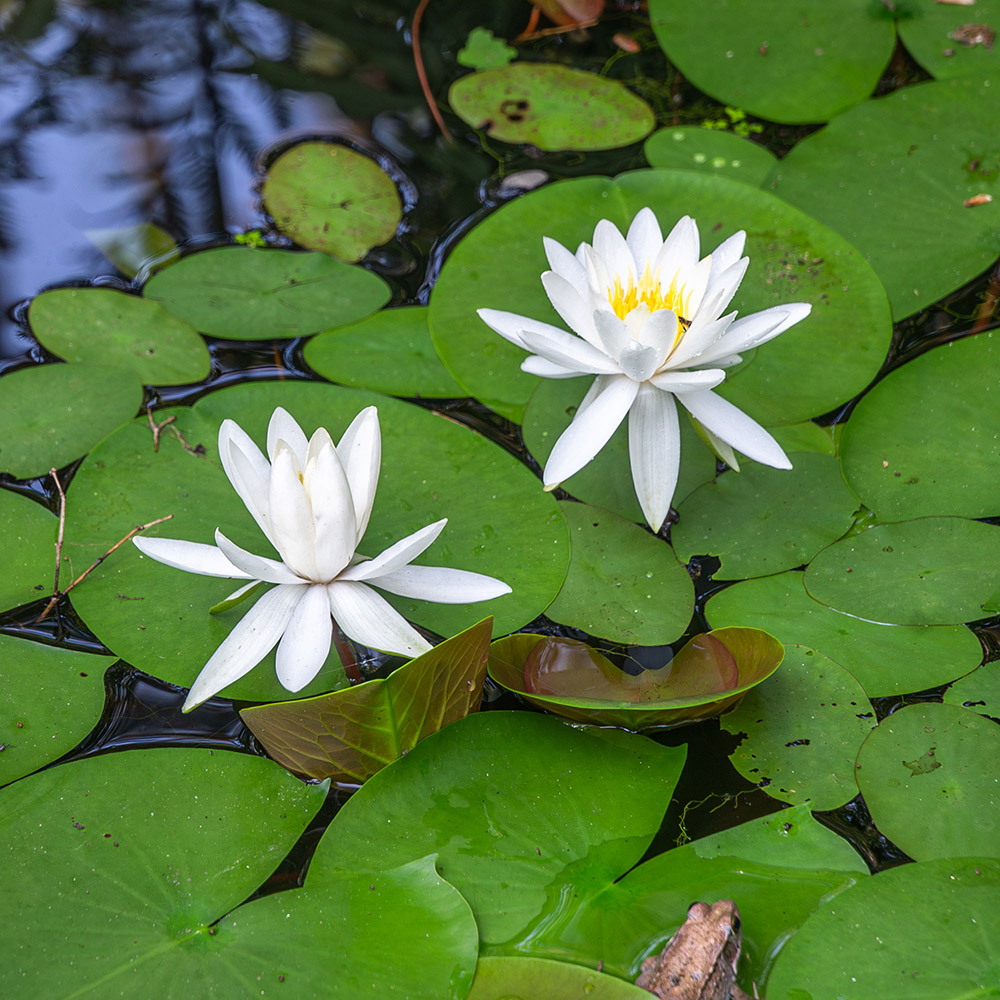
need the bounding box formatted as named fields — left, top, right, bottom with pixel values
left=607, top=264, right=688, bottom=323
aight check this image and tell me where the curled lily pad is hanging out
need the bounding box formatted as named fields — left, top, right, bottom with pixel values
left=644, top=126, right=777, bottom=185
left=84, top=221, right=179, bottom=278
left=487, top=627, right=784, bottom=729
left=144, top=246, right=390, bottom=339
left=240, top=619, right=492, bottom=782
left=448, top=63, right=655, bottom=151
left=261, top=142, right=403, bottom=262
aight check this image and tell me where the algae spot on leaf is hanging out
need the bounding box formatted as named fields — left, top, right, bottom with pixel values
left=448, top=63, right=654, bottom=151
left=644, top=126, right=777, bottom=186
left=261, top=141, right=403, bottom=262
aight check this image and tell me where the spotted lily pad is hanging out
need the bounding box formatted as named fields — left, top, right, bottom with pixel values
left=488, top=628, right=784, bottom=729
left=855, top=701, right=1000, bottom=861
left=303, top=306, right=465, bottom=397
left=261, top=142, right=403, bottom=262
left=545, top=501, right=694, bottom=645
left=805, top=517, right=1000, bottom=625
left=768, top=76, right=1000, bottom=318
left=144, top=246, right=390, bottom=338
left=0, top=363, right=142, bottom=479
left=944, top=665, right=1000, bottom=720
left=840, top=332, right=1000, bottom=521
left=448, top=63, right=655, bottom=151
left=648, top=0, right=895, bottom=124
left=898, top=0, right=1000, bottom=80
left=705, top=572, right=983, bottom=698
left=645, top=127, right=777, bottom=185
left=429, top=169, right=890, bottom=426
left=29, top=287, right=210, bottom=386
left=672, top=453, right=860, bottom=579
left=721, top=645, right=876, bottom=810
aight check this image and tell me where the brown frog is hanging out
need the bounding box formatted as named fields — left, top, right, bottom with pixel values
left=635, top=900, right=754, bottom=1000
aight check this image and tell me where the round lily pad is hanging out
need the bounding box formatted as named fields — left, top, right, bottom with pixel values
left=0, top=635, right=112, bottom=785
left=523, top=378, right=717, bottom=523
left=805, top=517, right=1000, bottom=625
left=143, top=246, right=390, bottom=339
left=429, top=169, right=891, bottom=426
left=29, top=287, right=210, bottom=386
left=766, top=858, right=1000, bottom=1000
left=672, top=452, right=860, bottom=579
left=721, top=645, right=876, bottom=810
left=261, top=142, right=403, bottom=262
left=64, top=381, right=568, bottom=704
left=448, top=63, right=655, bottom=151
left=705, top=572, right=983, bottom=698
left=0, top=363, right=142, bottom=479
left=0, top=488, right=57, bottom=612
left=488, top=628, right=784, bottom=730
left=898, top=0, right=1000, bottom=80
left=468, top=956, right=648, bottom=1000
left=648, top=0, right=895, bottom=124
left=546, top=501, right=694, bottom=645
left=856, top=701, right=1000, bottom=861
left=303, top=306, right=465, bottom=398
left=768, top=76, right=1000, bottom=318
left=644, top=127, right=777, bottom=185
left=944, top=664, right=1000, bottom=720
left=840, top=332, right=1000, bottom=521
left=767, top=420, right=835, bottom=456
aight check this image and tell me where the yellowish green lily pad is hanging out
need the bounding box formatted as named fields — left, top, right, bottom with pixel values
left=644, top=126, right=777, bottom=185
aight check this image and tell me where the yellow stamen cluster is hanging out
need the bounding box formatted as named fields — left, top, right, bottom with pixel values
left=607, top=265, right=688, bottom=322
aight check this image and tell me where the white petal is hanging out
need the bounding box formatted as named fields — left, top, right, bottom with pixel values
left=371, top=564, right=512, bottom=602
left=628, top=384, right=681, bottom=531
left=666, top=294, right=735, bottom=369
left=634, top=307, right=681, bottom=359
left=650, top=368, right=726, bottom=392
left=707, top=231, right=746, bottom=283
left=267, top=407, right=309, bottom=464
left=182, top=583, right=307, bottom=711
left=702, top=257, right=750, bottom=318
left=543, top=375, right=639, bottom=486
left=676, top=255, right=713, bottom=318
left=214, top=529, right=304, bottom=584
left=327, top=580, right=432, bottom=658
left=655, top=216, right=699, bottom=280
left=594, top=308, right=633, bottom=359
left=696, top=302, right=812, bottom=366
left=593, top=218, right=635, bottom=283
left=218, top=419, right=273, bottom=542
left=541, top=271, right=602, bottom=348
left=274, top=584, right=333, bottom=691
left=522, top=356, right=588, bottom=378
left=336, top=406, right=381, bottom=542
left=519, top=328, right=620, bottom=376
left=626, top=208, right=663, bottom=272
left=268, top=446, right=319, bottom=579
left=133, top=535, right=251, bottom=579
left=544, top=235, right=586, bottom=288
left=478, top=308, right=571, bottom=352
left=306, top=440, right=357, bottom=580
left=678, top=389, right=792, bottom=469
left=338, top=519, right=448, bottom=582
left=618, top=341, right=662, bottom=382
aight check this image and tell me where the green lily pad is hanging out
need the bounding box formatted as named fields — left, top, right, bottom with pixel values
left=648, top=0, right=895, bottom=124
left=1, top=747, right=327, bottom=996
left=303, top=305, right=465, bottom=397
left=84, top=221, right=180, bottom=278
left=705, top=572, right=983, bottom=698
left=805, top=517, right=1000, bottom=625
left=0, top=488, right=56, bottom=611
left=944, top=664, right=1000, bottom=720
left=488, top=628, right=784, bottom=730
left=261, top=142, right=403, bottom=262
left=523, top=378, right=718, bottom=523
left=448, top=63, right=655, bottom=151
left=766, top=858, right=1000, bottom=999
left=644, top=126, right=777, bottom=185
left=545, top=501, right=694, bottom=645
left=64, top=381, right=568, bottom=704
left=898, top=0, right=1000, bottom=80
left=855, top=702, right=1000, bottom=861
left=457, top=27, right=517, bottom=71
left=429, top=169, right=891, bottom=425
left=143, top=246, right=390, bottom=338
left=0, top=635, right=112, bottom=785
left=840, top=332, right=1000, bottom=520
left=768, top=76, right=1000, bottom=318
left=767, top=420, right=836, bottom=456
left=721, top=645, right=876, bottom=810
left=468, top=957, right=649, bottom=1000
left=314, top=711, right=687, bottom=946
left=672, top=453, right=860, bottom=579
left=240, top=619, right=492, bottom=782
left=0, top=363, right=142, bottom=479
left=29, top=287, right=210, bottom=386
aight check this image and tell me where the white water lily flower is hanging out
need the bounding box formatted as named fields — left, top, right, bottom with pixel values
left=477, top=208, right=812, bottom=531
left=133, top=406, right=511, bottom=711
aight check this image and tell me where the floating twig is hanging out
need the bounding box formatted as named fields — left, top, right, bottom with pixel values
left=146, top=407, right=177, bottom=452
